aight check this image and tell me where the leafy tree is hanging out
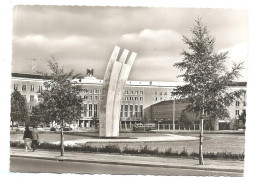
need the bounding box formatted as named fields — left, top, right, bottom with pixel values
left=239, top=110, right=246, bottom=124
left=10, top=90, right=29, bottom=128
left=38, top=59, right=83, bottom=156
left=30, top=103, right=54, bottom=127
left=173, top=18, right=244, bottom=164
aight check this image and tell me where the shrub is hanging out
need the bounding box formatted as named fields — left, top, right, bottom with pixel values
left=98, top=145, right=121, bottom=153
left=10, top=141, right=244, bottom=160
left=122, top=146, right=139, bottom=155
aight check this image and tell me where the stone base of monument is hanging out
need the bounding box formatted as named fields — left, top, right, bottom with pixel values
left=98, top=136, right=137, bottom=139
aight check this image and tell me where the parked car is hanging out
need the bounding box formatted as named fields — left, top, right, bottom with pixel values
left=50, top=127, right=56, bottom=132
left=133, top=123, right=156, bottom=131
left=63, top=126, right=72, bottom=131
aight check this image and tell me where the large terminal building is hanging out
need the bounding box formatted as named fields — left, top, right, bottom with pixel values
left=11, top=72, right=246, bottom=130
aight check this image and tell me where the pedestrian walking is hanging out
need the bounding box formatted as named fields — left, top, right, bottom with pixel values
left=23, top=126, right=32, bottom=152
left=31, top=126, right=39, bottom=152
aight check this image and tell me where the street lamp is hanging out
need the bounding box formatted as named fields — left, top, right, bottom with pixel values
left=171, top=90, right=178, bottom=131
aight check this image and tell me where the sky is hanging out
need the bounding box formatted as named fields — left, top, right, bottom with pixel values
left=12, top=6, right=248, bottom=82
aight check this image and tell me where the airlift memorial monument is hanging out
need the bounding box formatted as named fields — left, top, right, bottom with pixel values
left=99, top=46, right=137, bottom=137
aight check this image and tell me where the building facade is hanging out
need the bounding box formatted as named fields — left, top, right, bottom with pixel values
left=11, top=72, right=246, bottom=130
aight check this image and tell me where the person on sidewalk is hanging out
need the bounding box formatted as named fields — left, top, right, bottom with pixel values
left=23, top=126, right=32, bottom=152
left=31, top=126, right=39, bottom=152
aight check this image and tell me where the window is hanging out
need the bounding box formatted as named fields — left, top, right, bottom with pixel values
left=124, top=105, right=128, bottom=117
left=120, top=105, right=123, bottom=117
left=135, top=97, right=138, bottom=101
left=38, top=86, right=42, bottom=92
left=14, top=84, right=18, bottom=91
left=140, top=105, right=143, bottom=117
left=236, top=101, right=240, bottom=107
left=89, top=89, right=93, bottom=94
left=243, top=101, right=246, bottom=106
left=159, top=92, right=162, bottom=95
left=85, top=89, right=89, bottom=93
left=134, top=105, right=138, bottom=117
left=135, top=91, right=138, bottom=95
left=125, top=97, right=128, bottom=101
left=84, top=95, right=88, bottom=100
left=235, top=110, right=240, bottom=116
left=38, top=95, right=43, bottom=102
left=89, top=104, right=93, bottom=117
left=84, top=104, right=87, bottom=117
left=140, top=91, right=143, bottom=95
left=155, top=97, right=157, bottom=101
left=140, top=97, right=143, bottom=102
left=94, top=96, right=98, bottom=100
left=130, top=91, right=134, bottom=95
left=90, top=96, right=93, bottom=100
left=164, top=92, right=167, bottom=95
left=22, top=85, right=26, bottom=91
left=94, top=104, right=98, bottom=117
left=30, top=85, right=34, bottom=92
left=30, top=95, right=34, bottom=101
left=129, top=105, right=133, bottom=117
left=129, top=97, right=133, bottom=101
left=125, top=90, right=129, bottom=95
left=94, top=89, right=98, bottom=94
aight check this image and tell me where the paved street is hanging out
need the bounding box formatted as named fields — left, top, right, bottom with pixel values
left=10, top=157, right=242, bottom=176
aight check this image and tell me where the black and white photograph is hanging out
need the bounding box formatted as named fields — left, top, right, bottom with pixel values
left=1, top=0, right=259, bottom=180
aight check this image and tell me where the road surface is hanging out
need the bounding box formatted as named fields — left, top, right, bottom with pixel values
left=10, top=157, right=243, bottom=176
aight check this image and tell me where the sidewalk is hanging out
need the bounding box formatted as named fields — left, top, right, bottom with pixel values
left=10, top=148, right=244, bottom=173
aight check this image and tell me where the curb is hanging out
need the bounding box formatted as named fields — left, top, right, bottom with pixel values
left=10, top=154, right=244, bottom=174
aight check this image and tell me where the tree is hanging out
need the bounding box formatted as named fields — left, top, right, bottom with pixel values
left=10, top=90, right=29, bottom=128
left=239, top=110, right=246, bottom=125
left=30, top=103, right=54, bottom=127
left=173, top=18, right=244, bottom=165
left=38, top=59, right=83, bottom=156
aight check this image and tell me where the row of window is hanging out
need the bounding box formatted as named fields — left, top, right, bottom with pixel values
left=125, top=90, right=143, bottom=95
left=83, top=95, right=99, bottom=101
left=120, top=105, right=143, bottom=118
left=14, top=84, right=43, bottom=92
left=235, top=101, right=246, bottom=107
left=81, top=88, right=101, bottom=94
left=23, top=95, right=43, bottom=102
left=83, top=104, right=98, bottom=117
left=124, top=96, right=143, bottom=102
left=155, top=91, right=168, bottom=96
left=154, top=97, right=166, bottom=101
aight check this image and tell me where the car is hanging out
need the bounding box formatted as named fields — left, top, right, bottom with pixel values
left=133, top=123, right=156, bottom=131
left=63, top=126, right=72, bottom=131
left=50, top=127, right=56, bottom=132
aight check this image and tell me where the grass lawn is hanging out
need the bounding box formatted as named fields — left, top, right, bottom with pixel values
left=10, top=132, right=245, bottom=154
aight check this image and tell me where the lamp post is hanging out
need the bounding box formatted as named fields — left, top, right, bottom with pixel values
left=171, top=90, right=177, bottom=131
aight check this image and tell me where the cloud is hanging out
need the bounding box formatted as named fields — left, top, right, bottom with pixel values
left=118, top=29, right=183, bottom=58
left=12, top=6, right=248, bottom=82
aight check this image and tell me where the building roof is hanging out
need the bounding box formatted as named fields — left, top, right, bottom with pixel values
left=11, top=72, right=247, bottom=87
left=12, top=73, right=50, bottom=79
